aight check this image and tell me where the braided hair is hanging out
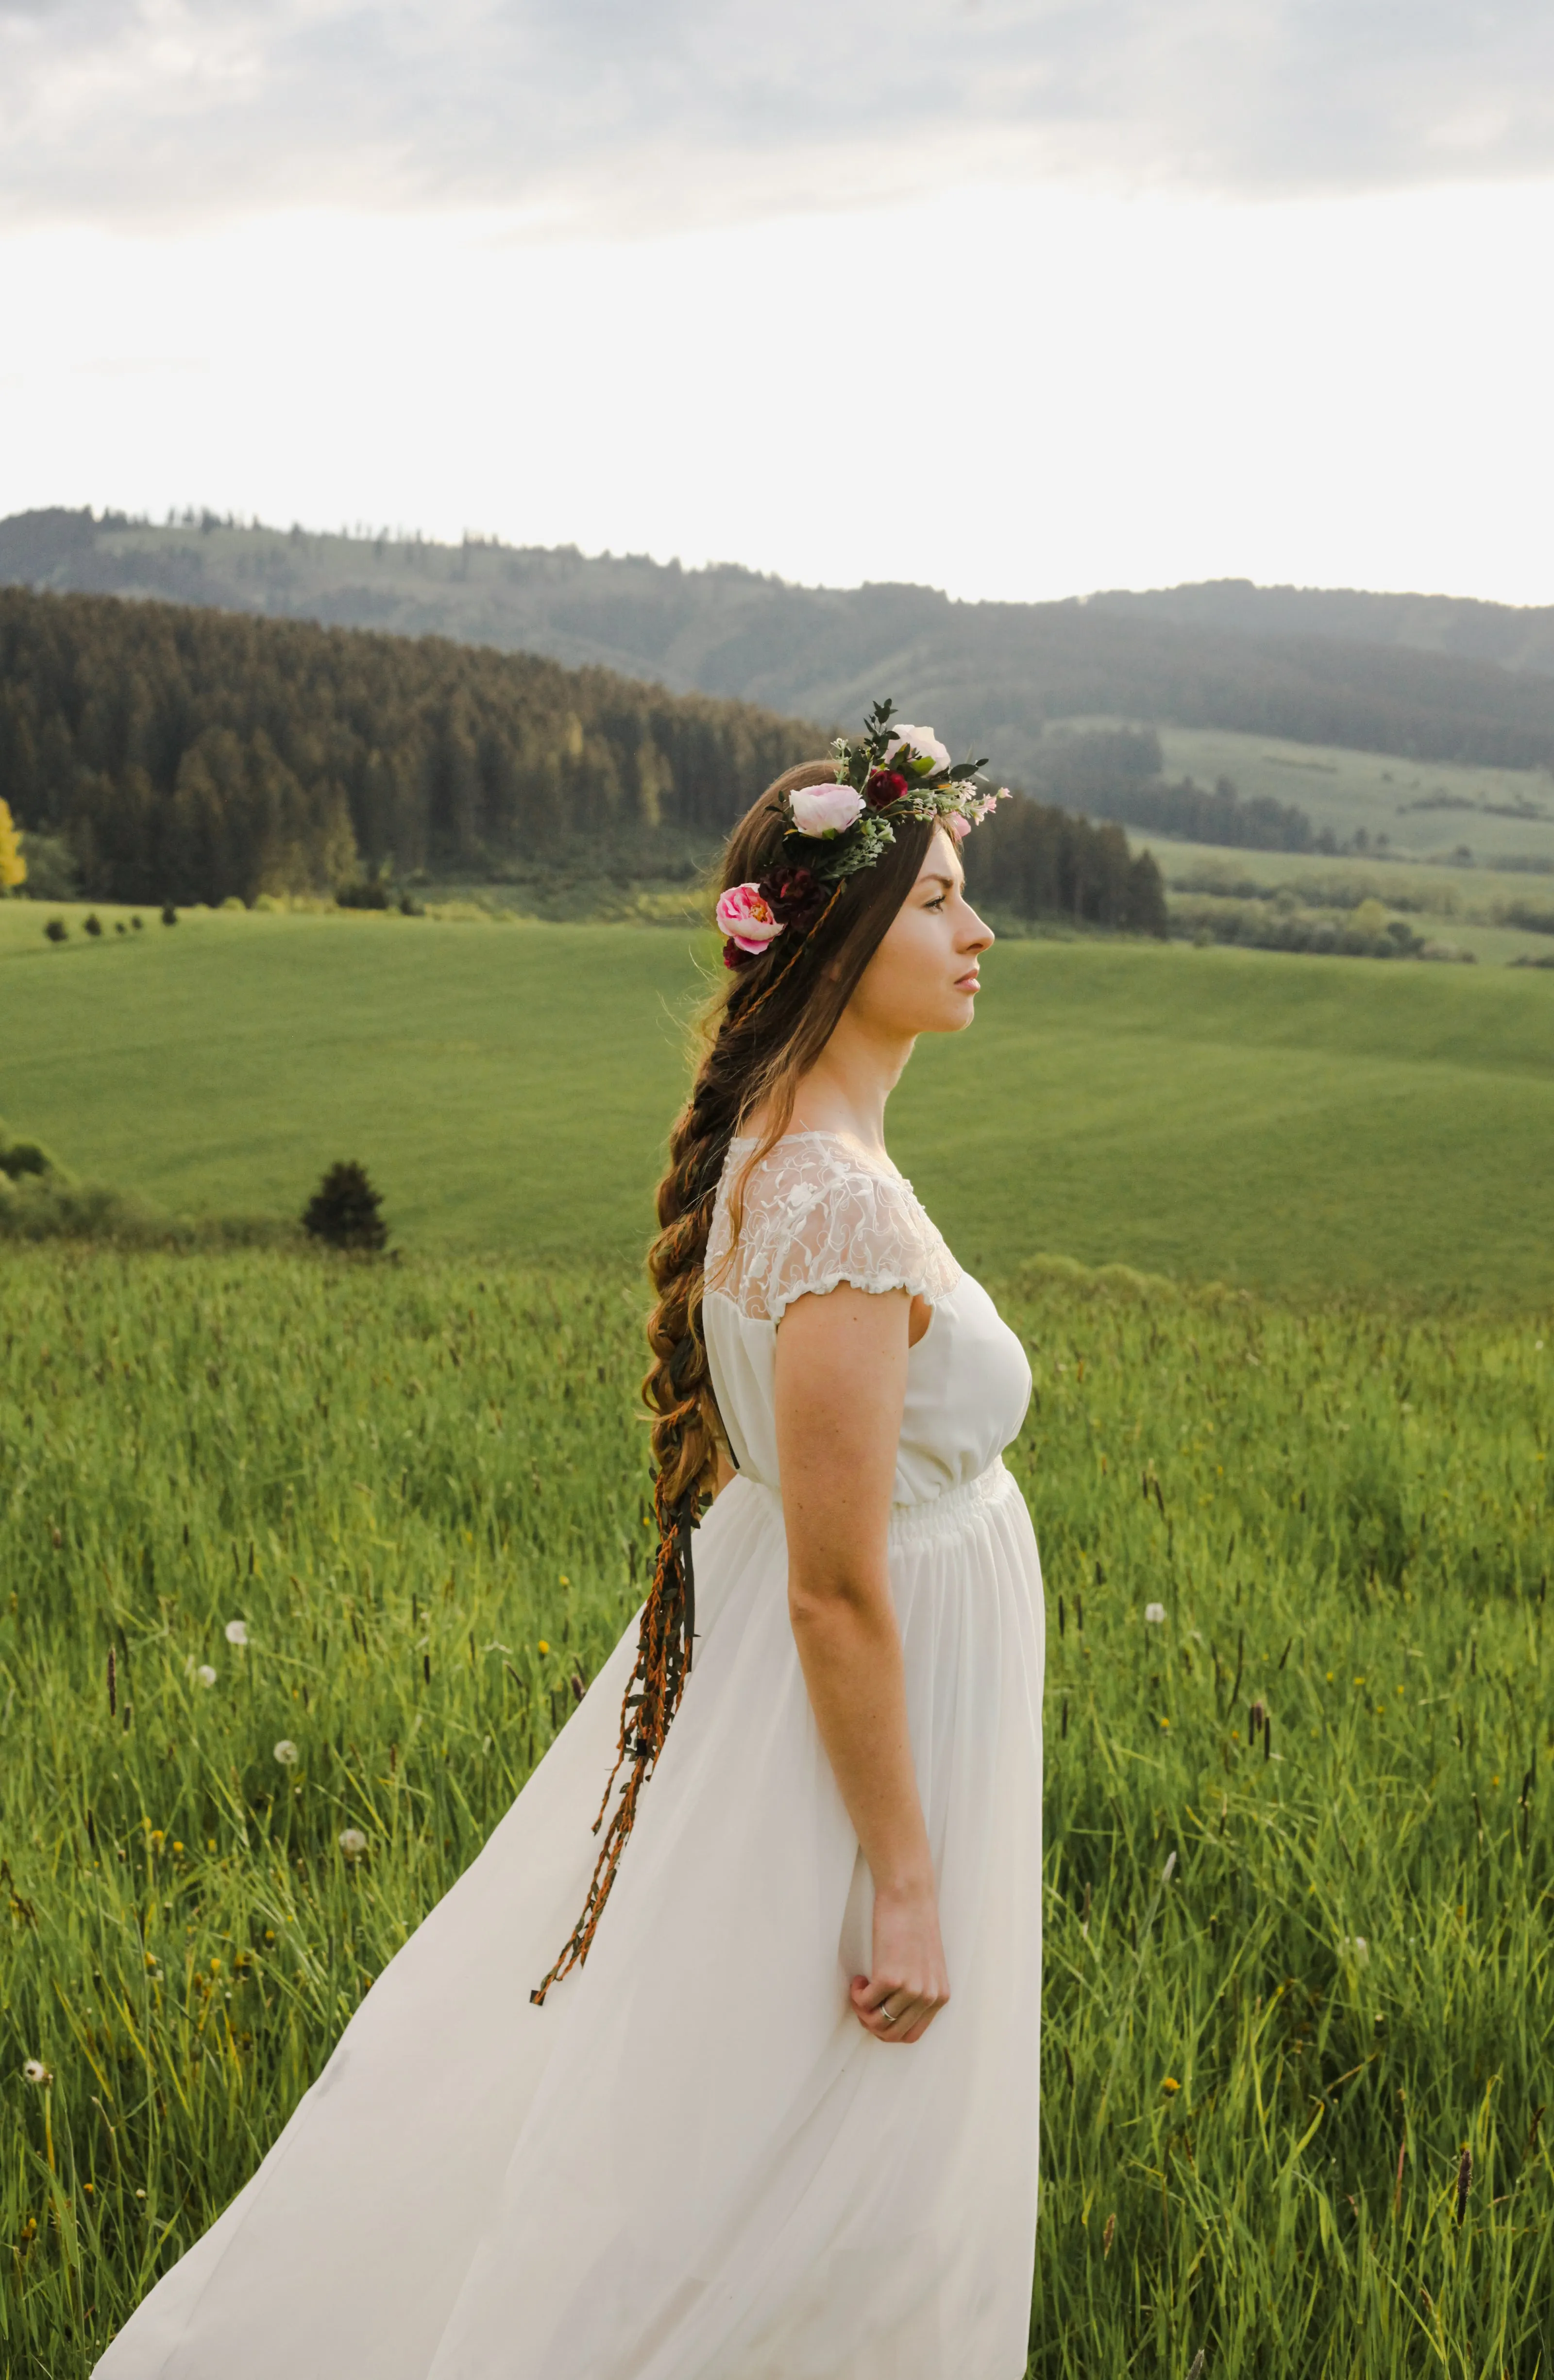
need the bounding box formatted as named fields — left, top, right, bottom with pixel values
left=531, top=761, right=934, bottom=2002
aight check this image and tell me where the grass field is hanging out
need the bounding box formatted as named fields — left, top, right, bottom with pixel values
left=2, top=1246, right=1551, bottom=2376
left=4, top=902, right=1554, bottom=1301
left=1070, top=722, right=1554, bottom=873
left=1137, top=842, right=1554, bottom=967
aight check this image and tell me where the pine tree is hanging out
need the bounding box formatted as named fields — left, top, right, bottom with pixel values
left=302, top=1161, right=388, bottom=1253
left=0, top=799, right=25, bottom=893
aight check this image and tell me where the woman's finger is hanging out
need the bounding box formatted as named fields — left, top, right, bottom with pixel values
left=869, top=1987, right=939, bottom=2041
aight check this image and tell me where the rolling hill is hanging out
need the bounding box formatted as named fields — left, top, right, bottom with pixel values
left=7, top=510, right=1554, bottom=794
left=4, top=899, right=1552, bottom=1299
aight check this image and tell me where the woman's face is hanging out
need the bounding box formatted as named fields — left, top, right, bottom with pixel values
left=849, top=828, right=995, bottom=1040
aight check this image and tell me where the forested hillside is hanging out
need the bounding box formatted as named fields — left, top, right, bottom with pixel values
left=1031, top=727, right=1324, bottom=853
left=0, top=589, right=818, bottom=904
left=6, top=511, right=1554, bottom=790
left=961, top=793, right=1167, bottom=936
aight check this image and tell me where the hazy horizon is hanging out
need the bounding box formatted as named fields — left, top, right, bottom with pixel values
left=2, top=5, right=1552, bottom=609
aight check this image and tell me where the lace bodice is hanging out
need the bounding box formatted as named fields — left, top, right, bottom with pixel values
left=702, top=1130, right=1031, bottom=1506
left=707, top=1132, right=962, bottom=1323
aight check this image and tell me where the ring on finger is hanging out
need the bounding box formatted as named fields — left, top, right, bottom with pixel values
left=878, top=2002, right=901, bottom=2026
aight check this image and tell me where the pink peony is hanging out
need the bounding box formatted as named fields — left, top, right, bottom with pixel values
left=790, top=783, right=866, bottom=838
left=945, top=810, right=971, bottom=843
left=715, top=881, right=785, bottom=955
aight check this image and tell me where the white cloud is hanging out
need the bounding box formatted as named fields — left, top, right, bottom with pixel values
left=1, top=0, right=1553, bottom=233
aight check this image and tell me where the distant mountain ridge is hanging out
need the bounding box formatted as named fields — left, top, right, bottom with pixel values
left=1086, top=579, right=1554, bottom=677
left=5, top=508, right=1554, bottom=780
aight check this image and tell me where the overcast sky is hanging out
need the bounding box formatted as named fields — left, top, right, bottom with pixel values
left=3, top=0, right=1554, bottom=602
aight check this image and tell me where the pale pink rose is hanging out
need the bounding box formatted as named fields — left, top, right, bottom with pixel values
left=715, top=882, right=785, bottom=955
left=790, top=783, right=866, bottom=838
left=885, top=725, right=953, bottom=777
left=945, top=810, right=971, bottom=843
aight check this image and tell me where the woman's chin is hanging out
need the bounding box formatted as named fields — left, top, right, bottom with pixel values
left=920, top=994, right=978, bottom=1035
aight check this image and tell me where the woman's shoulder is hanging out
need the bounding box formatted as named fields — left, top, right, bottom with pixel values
left=711, top=1130, right=960, bottom=1322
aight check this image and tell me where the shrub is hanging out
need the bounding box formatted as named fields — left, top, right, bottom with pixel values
left=220, top=895, right=246, bottom=912
left=131, top=915, right=143, bottom=930
left=399, top=892, right=424, bottom=917
left=337, top=881, right=390, bottom=911
left=44, top=917, right=68, bottom=943
left=160, top=903, right=178, bottom=926
left=0, top=1137, right=64, bottom=1183
left=0, top=1174, right=292, bottom=1247
left=302, top=1161, right=388, bottom=1254
left=83, top=911, right=103, bottom=938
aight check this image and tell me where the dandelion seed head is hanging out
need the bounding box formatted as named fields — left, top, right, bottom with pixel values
left=22, top=2058, right=50, bottom=2086
left=224, top=1620, right=249, bottom=1646
left=338, top=1827, right=368, bottom=1860
left=196, top=1664, right=217, bottom=1687
left=273, top=1739, right=299, bottom=1766
left=1144, top=1603, right=1166, bottom=1625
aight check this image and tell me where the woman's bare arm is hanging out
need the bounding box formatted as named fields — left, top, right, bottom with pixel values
left=774, top=1284, right=948, bottom=2044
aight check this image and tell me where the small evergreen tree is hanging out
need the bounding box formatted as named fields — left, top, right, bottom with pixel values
left=302, top=1161, right=388, bottom=1253
left=44, top=917, right=68, bottom=943
left=0, top=799, right=25, bottom=894
left=83, top=912, right=103, bottom=938
left=160, top=903, right=178, bottom=926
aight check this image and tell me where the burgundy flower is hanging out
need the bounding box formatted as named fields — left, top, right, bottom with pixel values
left=722, top=938, right=759, bottom=970
left=759, top=863, right=825, bottom=935
left=865, top=768, right=910, bottom=809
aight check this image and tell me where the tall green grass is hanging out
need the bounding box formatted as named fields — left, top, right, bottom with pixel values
left=2, top=1247, right=1552, bottom=2375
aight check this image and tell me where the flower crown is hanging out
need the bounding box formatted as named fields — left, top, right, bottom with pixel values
left=716, top=698, right=1009, bottom=969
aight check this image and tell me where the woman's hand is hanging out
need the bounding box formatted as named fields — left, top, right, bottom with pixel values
left=851, top=1883, right=950, bottom=2045
left=775, top=1281, right=950, bottom=2051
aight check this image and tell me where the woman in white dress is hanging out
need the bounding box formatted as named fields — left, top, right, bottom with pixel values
left=96, top=707, right=1046, bottom=2380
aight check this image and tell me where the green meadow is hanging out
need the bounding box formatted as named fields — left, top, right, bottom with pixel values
left=5, top=901, right=1554, bottom=2374
left=1, top=1249, right=1550, bottom=2376
left=3, top=900, right=1553, bottom=1300
left=1115, top=723, right=1554, bottom=873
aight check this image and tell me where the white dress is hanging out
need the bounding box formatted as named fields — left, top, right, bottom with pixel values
left=96, top=1130, right=1045, bottom=2380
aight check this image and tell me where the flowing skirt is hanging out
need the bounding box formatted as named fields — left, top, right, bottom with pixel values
left=96, top=1461, right=1045, bottom=2380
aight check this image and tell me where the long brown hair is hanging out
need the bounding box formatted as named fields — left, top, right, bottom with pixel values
left=530, top=761, right=933, bottom=2004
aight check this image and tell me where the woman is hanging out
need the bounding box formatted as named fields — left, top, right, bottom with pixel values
left=97, top=707, right=1045, bottom=2380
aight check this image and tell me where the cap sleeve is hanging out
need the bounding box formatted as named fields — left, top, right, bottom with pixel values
left=712, top=1138, right=961, bottom=1326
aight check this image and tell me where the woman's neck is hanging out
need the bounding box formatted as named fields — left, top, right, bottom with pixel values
left=783, top=1015, right=916, bottom=1162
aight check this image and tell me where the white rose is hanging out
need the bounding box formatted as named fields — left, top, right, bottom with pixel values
left=790, top=784, right=866, bottom=838
left=885, top=725, right=953, bottom=777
